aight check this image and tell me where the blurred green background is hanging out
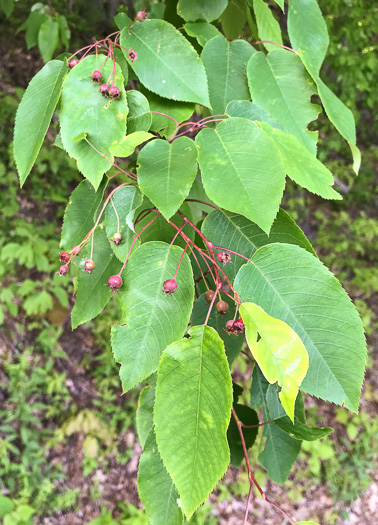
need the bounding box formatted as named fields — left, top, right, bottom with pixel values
left=0, top=1, right=377, bottom=524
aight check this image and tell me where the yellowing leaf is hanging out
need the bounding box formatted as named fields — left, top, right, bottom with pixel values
left=240, top=302, right=309, bottom=421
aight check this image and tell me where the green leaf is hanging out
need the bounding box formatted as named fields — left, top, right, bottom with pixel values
left=271, top=389, right=333, bottom=441
left=104, top=185, right=142, bottom=262
left=184, top=22, right=222, bottom=47
left=56, top=14, right=70, bottom=49
left=0, top=495, right=14, bottom=517
left=235, top=244, right=366, bottom=412
left=126, top=90, right=152, bottom=133
left=287, top=0, right=359, bottom=171
left=138, top=430, right=183, bottom=525
left=110, top=131, right=154, bottom=157
left=24, top=11, right=47, bottom=49
left=137, top=137, right=198, bottom=220
left=154, top=325, right=232, bottom=518
left=1, top=0, right=14, bottom=18
left=135, top=201, right=195, bottom=249
left=177, top=0, right=227, bottom=22
left=60, top=179, right=107, bottom=250
left=247, top=49, right=319, bottom=154
left=202, top=208, right=315, bottom=283
left=220, top=0, right=247, bottom=39
left=111, top=242, right=194, bottom=392
left=71, top=228, right=120, bottom=329
left=141, top=87, right=195, bottom=139
left=260, top=123, right=341, bottom=200
left=201, top=35, right=255, bottom=115
left=38, top=17, right=59, bottom=62
left=250, top=365, right=301, bottom=483
left=196, top=117, right=285, bottom=234
left=272, top=0, right=284, bottom=11
left=136, top=383, right=155, bottom=448
left=253, top=0, right=283, bottom=52
left=120, top=20, right=210, bottom=106
left=114, top=47, right=129, bottom=86
left=104, top=185, right=143, bottom=262
left=72, top=131, right=88, bottom=141
left=227, top=404, right=258, bottom=467
left=114, top=12, right=133, bottom=30
left=240, top=302, right=308, bottom=421
left=60, top=55, right=128, bottom=190
left=287, top=0, right=329, bottom=78
left=225, top=99, right=279, bottom=128
left=14, top=60, right=66, bottom=186
left=191, top=292, right=244, bottom=366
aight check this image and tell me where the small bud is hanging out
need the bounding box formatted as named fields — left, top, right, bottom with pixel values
left=68, top=59, right=79, bottom=70
left=100, top=84, right=110, bottom=97
left=112, top=232, right=122, bottom=246
left=84, top=259, right=95, bottom=273
left=91, top=70, right=102, bottom=82
left=59, top=252, right=70, bottom=263
left=59, top=264, right=69, bottom=276
left=163, top=279, right=178, bottom=295
left=217, top=251, right=232, bottom=267
left=108, top=86, right=120, bottom=99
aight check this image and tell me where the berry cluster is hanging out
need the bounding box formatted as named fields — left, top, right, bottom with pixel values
left=225, top=319, right=245, bottom=335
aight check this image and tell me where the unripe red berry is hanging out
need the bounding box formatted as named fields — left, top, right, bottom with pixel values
left=233, top=319, right=245, bottom=333
left=225, top=320, right=235, bottom=333
left=136, top=10, right=148, bottom=21
left=216, top=300, right=229, bottom=315
left=71, top=245, right=80, bottom=256
left=68, top=59, right=79, bottom=69
left=112, top=232, right=122, bottom=246
left=108, top=274, right=123, bottom=292
left=163, top=279, right=178, bottom=295
left=59, top=264, right=69, bottom=276
left=205, top=290, right=215, bottom=304
left=100, top=84, right=109, bottom=97
left=217, top=251, right=232, bottom=266
left=108, top=86, right=120, bottom=99
left=59, top=252, right=70, bottom=263
left=91, top=70, right=102, bottom=82
left=84, top=259, right=95, bottom=273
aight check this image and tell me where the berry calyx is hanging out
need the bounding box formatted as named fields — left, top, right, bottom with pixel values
left=108, top=86, right=120, bottom=99
left=59, top=252, right=70, bottom=263
left=216, top=300, right=229, bottom=315
left=108, top=274, right=123, bottom=292
left=128, top=50, right=138, bottom=63
left=136, top=10, right=148, bottom=21
left=163, top=279, right=178, bottom=295
left=71, top=245, right=80, bottom=256
left=112, top=232, right=122, bottom=246
left=84, top=259, right=95, bottom=273
left=59, top=264, right=69, bottom=276
left=205, top=290, right=215, bottom=304
left=225, top=320, right=235, bottom=333
left=217, top=251, right=232, bottom=266
left=100, top=84, right=110, bottom=97
left=233, top=319, right=245, bottom=333
left=68, top=59, right=79, bottom=69
left=91, top=70, right=102, bottom=82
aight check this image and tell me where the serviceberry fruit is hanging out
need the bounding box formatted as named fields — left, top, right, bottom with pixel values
left=71, top=245, right=80, bottom=256
left=59, top=252, right=70, bottom=263
left=109, top=86, right=120, bottom=99
left=59, top=264, right=69, bottom=276
left=91, top=70, right=102, bottom=82
left=112, top=232, right=122, bottom=246
left=205, top=290, right=215, bottom=304
left=225, top=320, right=235, bottom=333
left=84, top=259, right=95, bottom=273
left=136, top=10, right=148, bottom=21
left=163, top=279, right=178, bottom=295
left=217, top=251, right=232, bottom=266
left=100, top=84, right=109, bottom=96
left=216, top=300, right=229, bottom=315
left=233, top=319, right=245, bottom=333
left=108, top=274, right=123, bottom=292
left=68, top=59, right=79, bottom=69
left=128, top=50, right=138, bottom=62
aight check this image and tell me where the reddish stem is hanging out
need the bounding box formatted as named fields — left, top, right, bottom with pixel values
left=150, top=111, right=179, bottom=127
left=204, top=281, right=222, bottom=325
left=173, top=241, right=190, bottom=279
left=252, top=40, right=299, bottom=55
left=212, top=246, right=249, bottom=261
left=170, top=219, right=187, bottom=246
left=84, top=138, right=137, bottom=180
left=119, top=214, right=159, bottom=276
left=185, top=199, right=218, bottom=209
